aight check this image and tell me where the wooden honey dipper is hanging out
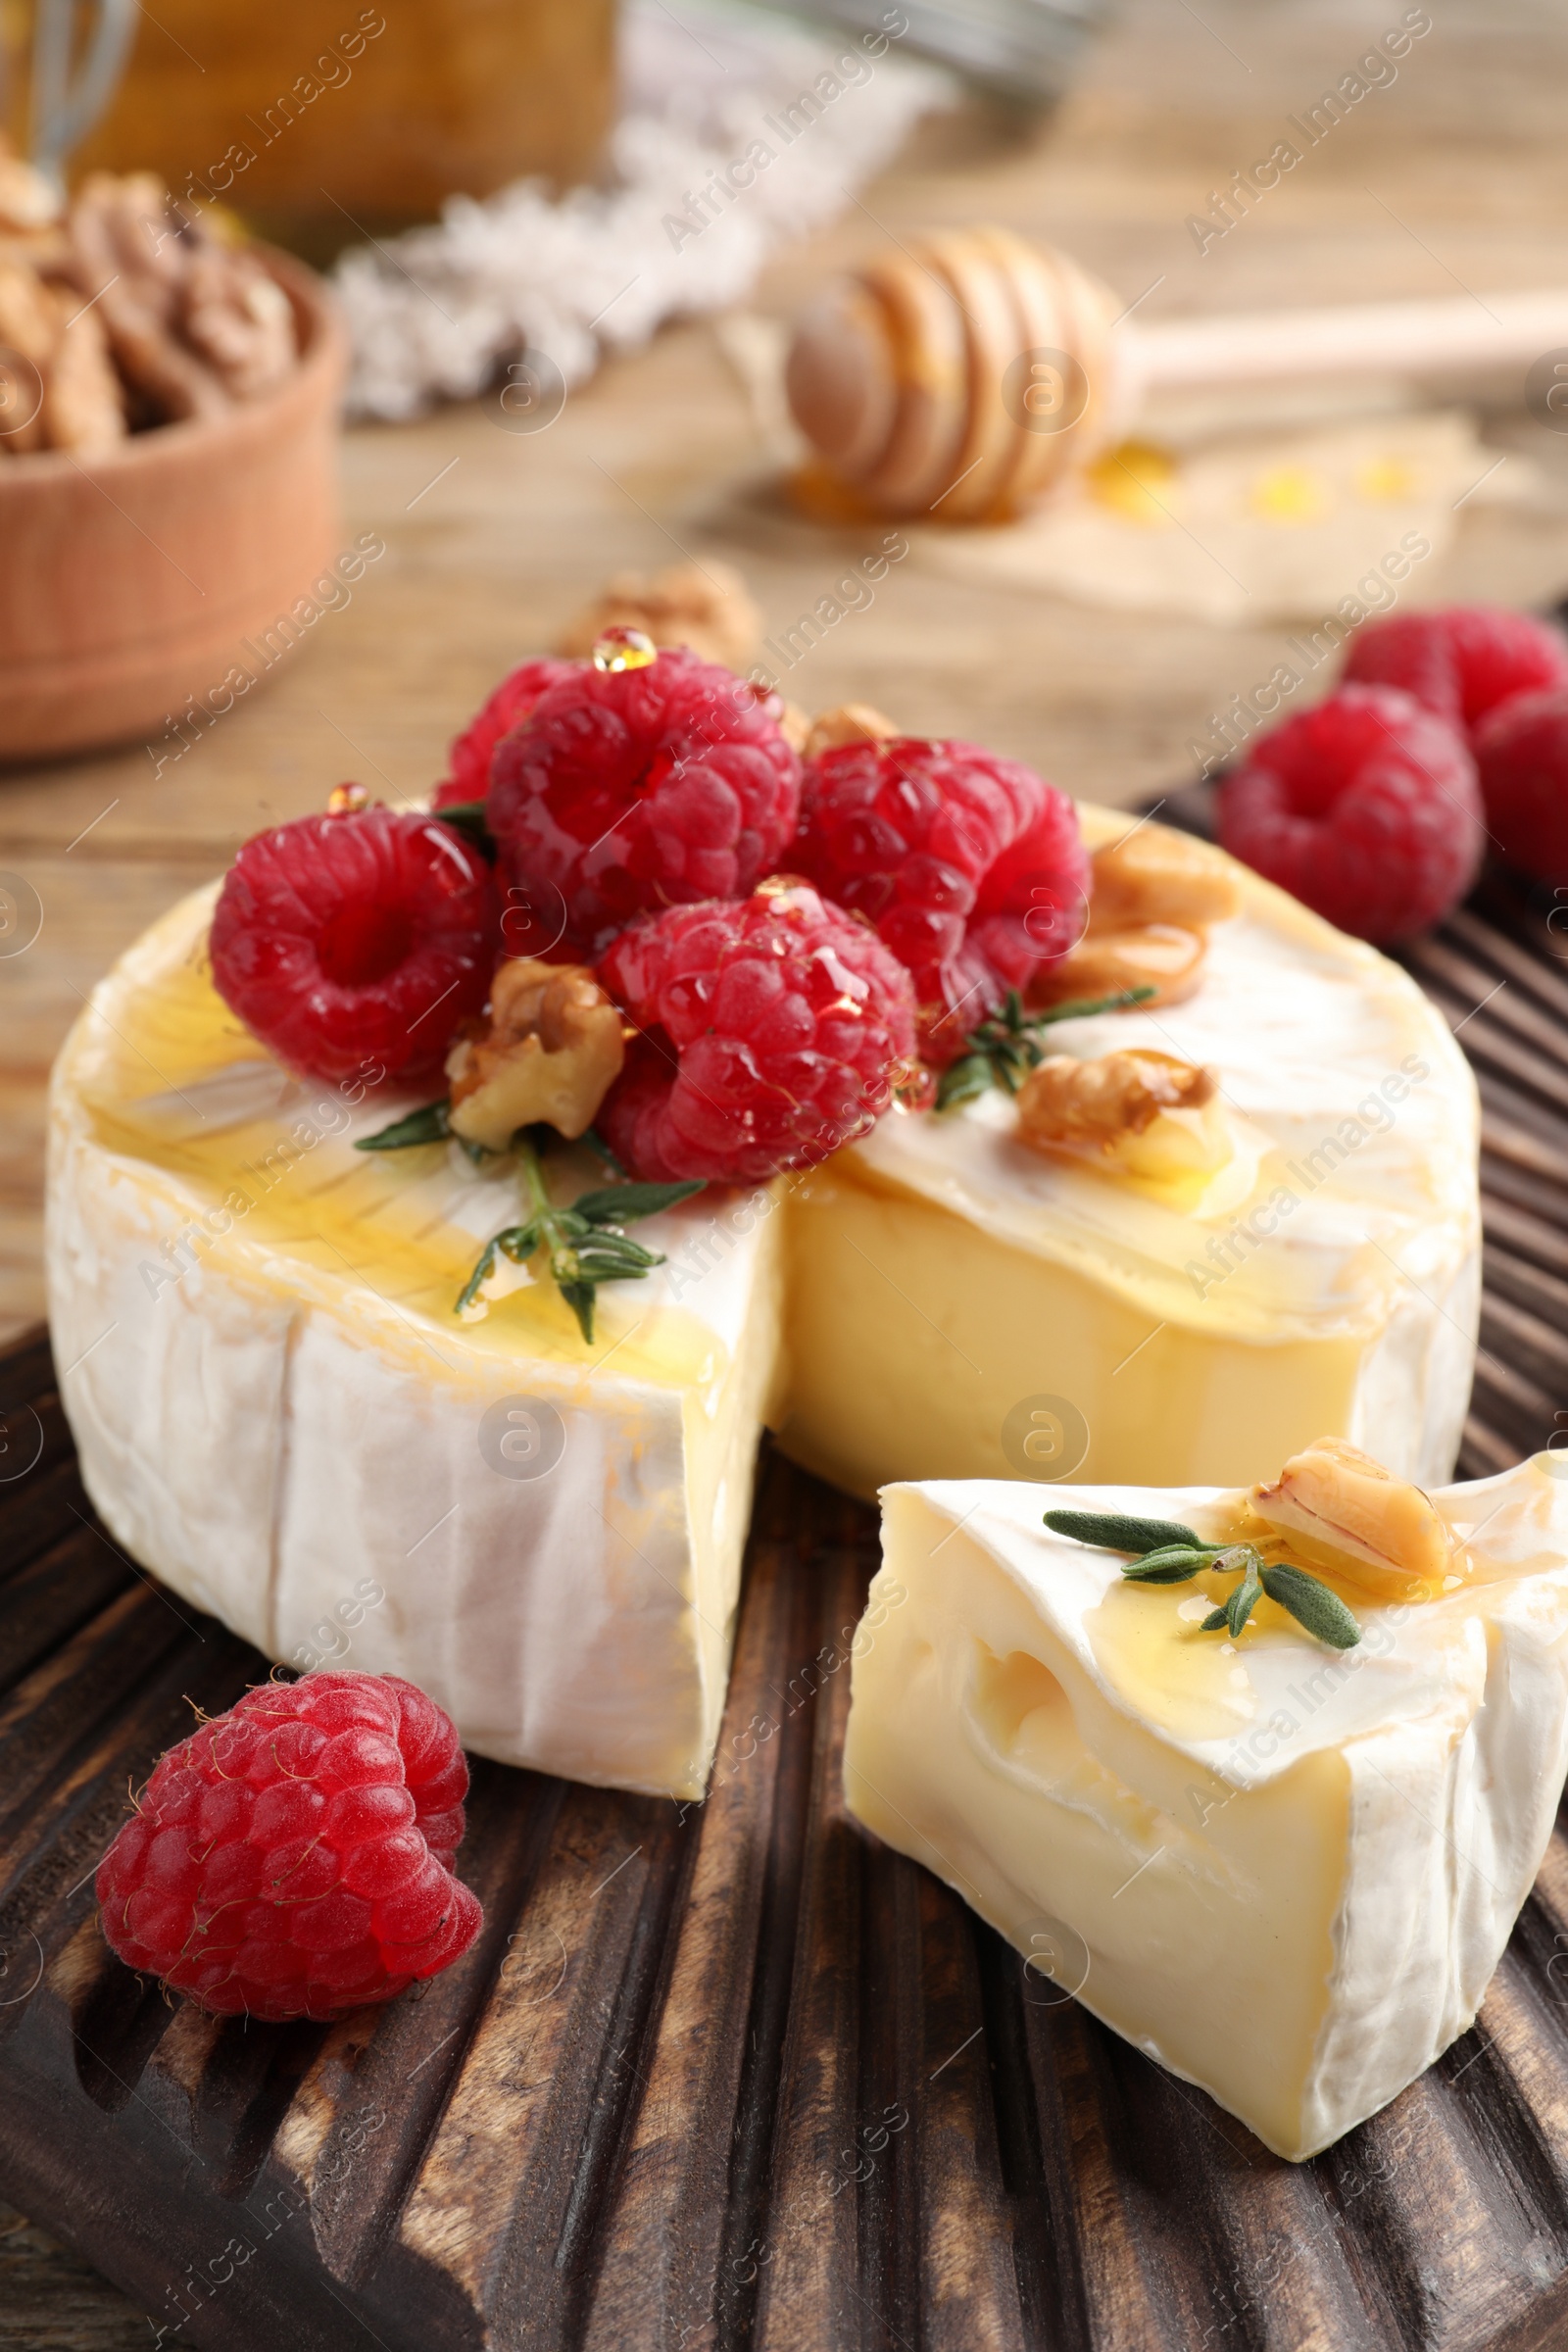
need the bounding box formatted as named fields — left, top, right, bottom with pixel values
left=784, top=224, right=1568, bottom=522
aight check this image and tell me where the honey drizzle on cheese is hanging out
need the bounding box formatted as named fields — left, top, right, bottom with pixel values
left=1080, top=1464, right=1568, bottom=1748
left=73, top=894, right=724, bottom=1396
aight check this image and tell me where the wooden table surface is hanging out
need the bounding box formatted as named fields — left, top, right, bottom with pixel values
left=5, top=0, right=1568, bottom=2333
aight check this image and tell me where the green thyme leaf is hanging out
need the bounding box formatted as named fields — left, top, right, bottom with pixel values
left=1121, top=1548, right=1210, bottom=1585
left=1259, top=1562, right=1361, bottom=1650
left=1045, top=1508, right=1220, bottom=1557
left=454, top=1221, right=540, bottom=1313
left=939, top=985, right=1160, bottom=1110
left=1049, top=1505, right=1359, bottom=1648
left=496, top=1222, right=541, bottom=1264
left=571, top=1238, right=665, bottom=1279
left=1031, top=984, right=1157, bottom=1029
left=356, top=1099, right=452, bottom=1152
left=1223, top=1554, right=1264, bottom=1638
left=572, top=1180, right=706, bottom=1227
left=581, top=1124, right=627, bottom=1177
left=934, top=1054, right=995, bottom=1112
left=454, top=1148, right=702, bottom=1333
left=430, top=798, right=497, bottom=861
left=557, top=1280, right=598, bottom=1344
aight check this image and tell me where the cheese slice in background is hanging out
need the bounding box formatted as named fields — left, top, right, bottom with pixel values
left=778, top=806, right=1480, bottom=1498
left=843, top=1466, right=1568, bottom=2160
left=46, top=882, right=783, bottom=1799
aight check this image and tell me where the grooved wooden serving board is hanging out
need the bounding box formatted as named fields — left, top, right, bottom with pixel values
left=3, top=868, right=1568, bottom=2351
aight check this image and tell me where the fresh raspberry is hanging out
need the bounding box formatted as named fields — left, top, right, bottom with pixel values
left=1344, top=606, right=1568, bottom=739
left=96, top=1674, right=481, bottom=2023
left=486, top=649, right=802, bottom=957
left=1217, top=685, right=1483, bottom=943
left=433, top=657, right=578, bottom=809
left=211, top=804, right=499, bottom=1086
left=1475, top=685, right=1568, bottom=884
left=597, top=881, right=917, bottom=1183
left=793, top=738, right=1089, bottom=1062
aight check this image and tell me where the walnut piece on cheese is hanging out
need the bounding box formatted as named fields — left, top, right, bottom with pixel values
left=1089, top=822, right=1242, bottom=932
left=1027, top=823, right=1240, bottom=1010
left=1249, top=1435, right=1455, bottom=1594
left=556, top=560, right=761, bottom=671
left=1018, top=1048, right=1217, bottom=1154
left=803, top=701, right=901, bottom=757
left=1030, top=919, right=1207, bottom=1010
left=447, top=957, right=625, bottom=1150
left=776, top=702, right=812, bottom=754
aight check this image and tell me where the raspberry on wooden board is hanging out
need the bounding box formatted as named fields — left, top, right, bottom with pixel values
left=1475, top=684, right=1568, bottom=885
left=95, top=1675, right=481, bottom=2023
left=793, top=736, right=1090, bottom=1063
left=1217, top=685, right=1484, bottom=944
left=1344, top=606, right=1568, bottom=740
left=597, top=880, right=918, bottom=1184
left=487, top=648, right=803, bottom=957
left=210, top=804, right=499, bottom=1086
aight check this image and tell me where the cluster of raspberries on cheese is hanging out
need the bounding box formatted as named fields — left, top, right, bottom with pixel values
left=211, top=640, right=1090, bottom=1183
left=209, top=600, right=1568, bottom=1181
left=1216, top=603, right=1568, bottom=941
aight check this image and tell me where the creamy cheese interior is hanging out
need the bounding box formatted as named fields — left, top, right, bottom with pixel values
left=844, top=1465, right=1568, bottom=2159
left=780, top=808, right=1479, bottom=1496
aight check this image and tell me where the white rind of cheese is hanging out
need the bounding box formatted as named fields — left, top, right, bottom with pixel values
left=843, top=1465, right=1568, bottom=2160
left=779, top=807, right=1481, bottom=1497
left=46, top=884, right=782, bottom=1799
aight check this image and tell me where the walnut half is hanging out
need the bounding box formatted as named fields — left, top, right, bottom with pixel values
left=1248, top=1437, right=1453, bottom=1592
left=803, top=702, right=900, bottom=757
left=1016, top=1049, right=1228, bottom=1180
left=1089, top=823, right=1241, bottom=932
left=1030, top=921, right=1207, bottom=1011
left=446, top=958, right=626, bottom=1151
left=557, top=561, right=761, bottom=671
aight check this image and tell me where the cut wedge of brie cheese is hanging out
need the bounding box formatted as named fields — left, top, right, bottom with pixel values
left=778, top=807, right=1480, bottom=1498
left=843, top=1461, right=1568, bottom=2160
left=46, top=810, right=1480, bottom=1797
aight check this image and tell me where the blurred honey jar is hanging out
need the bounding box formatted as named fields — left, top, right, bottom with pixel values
left=49, top=0, right=616, bottom=256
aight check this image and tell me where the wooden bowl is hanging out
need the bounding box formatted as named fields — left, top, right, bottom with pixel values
left=0, top=251, right=347, bottom=766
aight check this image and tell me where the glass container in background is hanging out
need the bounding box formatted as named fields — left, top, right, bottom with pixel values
left=6, top=0, right=615, bottom=257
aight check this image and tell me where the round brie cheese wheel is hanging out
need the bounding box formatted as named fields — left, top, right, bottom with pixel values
left=46, top=809, right=1479, bottom=1791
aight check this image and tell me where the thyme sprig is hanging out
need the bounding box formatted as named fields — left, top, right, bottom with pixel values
left=1044, top=1507, right=1360, bottom=1649
left=355, top=1095, right=493, bottom=1166
left=936, top=985, right=1157, bottom=1112
left=355, top=1104, right=703, bottom=1340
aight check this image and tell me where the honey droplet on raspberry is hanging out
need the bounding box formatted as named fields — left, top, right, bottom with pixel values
left=326, top=781, right=369, bottom=816
left=591, top=626, right=658, bottom=673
